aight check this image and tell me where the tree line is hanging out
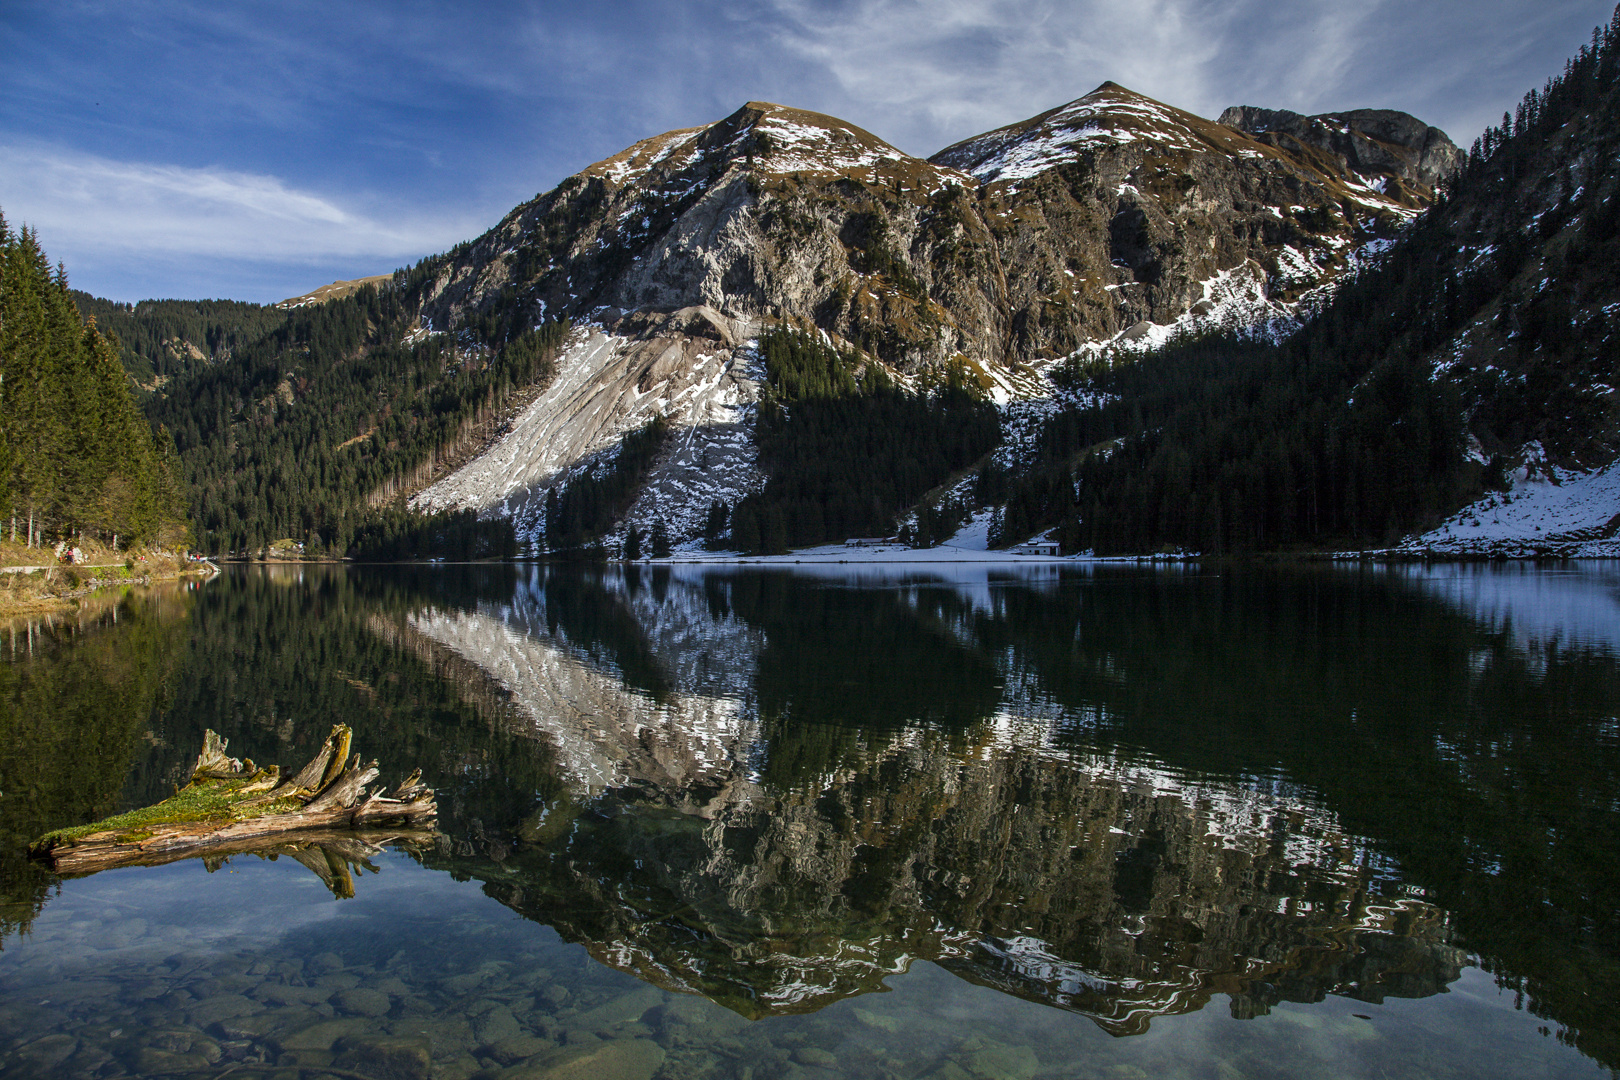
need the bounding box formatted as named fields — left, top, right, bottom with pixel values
left=70, top=292, right=288, bottom=388
left=544, top=416, right=669, bottom=554
left=0, top=213, right=187, bottom=551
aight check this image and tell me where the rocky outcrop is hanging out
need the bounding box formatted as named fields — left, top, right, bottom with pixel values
left=1217, top=105, right=1465, bottom=191
left=419, top=85, right=1459, bottom=376
left=409, top=309, right=766, bottom=539
left=416, top=101, right=998, bottom=372
left=931, top=82, right=1448, bottom=360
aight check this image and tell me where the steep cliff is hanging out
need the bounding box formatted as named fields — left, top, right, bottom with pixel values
left=932, top=83, right=1442, bottom=358
left=415, top=101, right=999, bottom=371
left=1216, top=105, right=1465, bottom=190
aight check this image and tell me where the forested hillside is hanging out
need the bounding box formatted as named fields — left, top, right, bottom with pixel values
left=132, top=275, right=566, bottom=558
left=69, top=293, right=287, bottom=389
left=995, top=7, right=1620, bottom=555
left=0, top=212, right=187, bottom=551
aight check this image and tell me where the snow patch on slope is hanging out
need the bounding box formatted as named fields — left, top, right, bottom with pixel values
left=410, top=316, right=767, bottom=548
left=1064, top=261, right=1297, bottom=365
left=592, top=126, right=712, bottom=188
left=950, top=92, right=1212, bottom=184
left=755, top=115, right=900, bottom=175
left=1407, top=449, right=1620, bottom=557
left=617, top=345, right=769, bottom=547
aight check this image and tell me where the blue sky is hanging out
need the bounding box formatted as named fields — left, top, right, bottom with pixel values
left=2, top=0, right=1613, bottom=304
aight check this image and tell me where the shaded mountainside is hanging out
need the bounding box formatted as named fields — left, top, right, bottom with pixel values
left=69, top=292, right=287, bottom=391
left=133, top=279, right=561, bottom=556
left=1007, top=9, right=1620, bottom=556
left=1215, top=105, right=1463, bottom=190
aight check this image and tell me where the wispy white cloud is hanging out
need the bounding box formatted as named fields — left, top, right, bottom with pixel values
left=756, top=0, right=1338, bottom=152
left=750, top=0, right=1607, bottom=152
left=0, top=143, right=480, bottom=263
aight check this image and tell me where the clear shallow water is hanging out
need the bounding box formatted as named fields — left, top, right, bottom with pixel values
left=1, top=562, right=1616, bottom=1080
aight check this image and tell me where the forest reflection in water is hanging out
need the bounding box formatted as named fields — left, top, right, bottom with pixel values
left=0, top=561, right=1616, bottom=1079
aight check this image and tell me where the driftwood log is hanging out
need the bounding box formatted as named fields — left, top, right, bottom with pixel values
left=31, top=725, right=436, bottom=875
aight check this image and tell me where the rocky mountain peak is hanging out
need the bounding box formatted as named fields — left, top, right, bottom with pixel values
left=717, top=101, right=915, bottom=177
left=578, top=101, right=928, bottom=195
left=929, top=82, right=1262, bottom=185
left=1217, top=104, right=1463, bottom=191
left=408, top=83, right=1473, bottom=546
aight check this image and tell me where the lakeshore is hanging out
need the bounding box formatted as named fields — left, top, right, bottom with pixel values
left=0, top=546, right=217, bottom=620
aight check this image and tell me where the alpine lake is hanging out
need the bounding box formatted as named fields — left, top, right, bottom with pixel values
left=1, top=560, right=1617, bottom=1080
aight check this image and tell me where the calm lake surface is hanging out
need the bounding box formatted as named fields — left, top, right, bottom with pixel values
left=1, top=561, right=1617, bottom=1080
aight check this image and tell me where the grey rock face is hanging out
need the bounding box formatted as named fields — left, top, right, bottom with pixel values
left=1217, top=104, right=1464, bottom=190
left=409, top=309, right=765, bottom=541
left=931, top=83, right=1458, bottom=360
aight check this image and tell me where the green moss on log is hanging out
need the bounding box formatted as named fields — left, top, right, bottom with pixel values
left=33, top=779, right=302, bottom=849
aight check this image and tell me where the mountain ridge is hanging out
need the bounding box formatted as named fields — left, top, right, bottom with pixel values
left=410, top=81, right=1456, bottom=387
left=87, top=28, right=1620, bottom=559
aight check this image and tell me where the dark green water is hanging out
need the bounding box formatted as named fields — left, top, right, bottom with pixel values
left=1, top=562, right=1617, bottom=1080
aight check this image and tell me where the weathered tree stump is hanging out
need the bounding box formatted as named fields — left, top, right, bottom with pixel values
left=30, top=725, right=437, bottom=875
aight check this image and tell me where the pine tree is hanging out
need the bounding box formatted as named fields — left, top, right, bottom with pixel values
left=0, top=210, right=188, bottom=549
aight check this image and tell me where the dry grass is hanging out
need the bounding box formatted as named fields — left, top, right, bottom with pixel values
left=0, top=569, right=76, bottom=616
left=0, top=536, right=129, bottom=568
left=275, top=274, right=392, bottom=309
left=0, top=545, right=201, bottom=619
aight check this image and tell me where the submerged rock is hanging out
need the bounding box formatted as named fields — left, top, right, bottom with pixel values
left=509, top=1038, right=667, bottom=1080
left=335, top=987, right=393, bottom=1018
left=472, top=1003, right=522, bottom=1045
left=334, top=1033, right=433, bottom=1080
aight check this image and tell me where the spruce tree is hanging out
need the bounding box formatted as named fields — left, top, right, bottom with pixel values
left=0, top=210, right=188, bottom=549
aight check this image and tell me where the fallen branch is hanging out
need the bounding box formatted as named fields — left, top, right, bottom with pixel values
left=30, top=725, right=436, bottom=875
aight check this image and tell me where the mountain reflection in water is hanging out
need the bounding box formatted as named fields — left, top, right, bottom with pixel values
left=3, top=562, right=1616, bottom=1075
left=370, top=562, right=1613, bottom=1054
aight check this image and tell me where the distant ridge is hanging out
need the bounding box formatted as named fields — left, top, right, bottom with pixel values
left=277, top=274, right=392, bottom=310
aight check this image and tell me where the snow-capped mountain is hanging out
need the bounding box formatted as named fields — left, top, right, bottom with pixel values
left=422, top=85, right=1451, bottom=372
left=405, top=85, right=1461, bottom=548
